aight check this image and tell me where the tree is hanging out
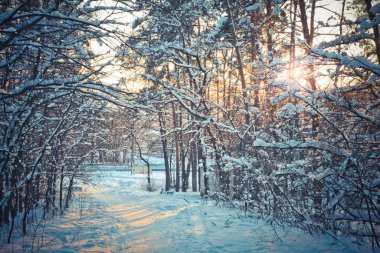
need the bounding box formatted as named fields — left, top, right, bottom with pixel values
left=124, top=0, right=380, bottom=245
left=0, top=0, right=137, bottom=242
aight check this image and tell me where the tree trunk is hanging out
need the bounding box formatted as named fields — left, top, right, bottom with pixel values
left=299, top=0, right=318, bottom=136
left=22, top=180, right=31, bottom=235
left=158, top=112, right=171, bottom=191
left=172, top=104, right=180, bottom=192
left=289, top=0, right=296, bottom=69
left=225, top=0, right=249, bottom=125
left=365, top=0, right=380, bottom=64
left=179, top=111, right=187, bottom=192
left=191, top=140, right=198, bottom=192
left=59, top=165, right=64, bottom=212
left=65, top=172, right=76, bottom=209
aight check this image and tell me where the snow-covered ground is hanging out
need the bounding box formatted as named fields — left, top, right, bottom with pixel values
left=1, top=170, right=375, bottom=253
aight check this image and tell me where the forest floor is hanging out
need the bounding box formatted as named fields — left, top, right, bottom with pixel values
left=0, top=170, right=375, bottom=253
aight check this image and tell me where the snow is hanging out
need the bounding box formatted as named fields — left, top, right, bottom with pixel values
left=137, top=155, right=165, bottom=166
left=311, top=48, right=380, bottom=75
left=210, top=15, right=228, bottom=38
left=269, top=59, right=285, bottom=68
left=371, top=3, right=380, bottom=14
left=0, top=170, right=373, bottom=252
left=47, top=103, right=56, bottom=108
left=246, top=3, right=264, bottom=12
left=253, top=138, right=268, bottom=147
left=275, top=103, right=301, bottom=119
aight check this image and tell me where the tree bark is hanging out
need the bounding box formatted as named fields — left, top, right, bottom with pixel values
left=225, top=0, right=249, bottom=125
left=365, top=0, right=380, bottom=64
left=158, top=112, right=171, bottom=191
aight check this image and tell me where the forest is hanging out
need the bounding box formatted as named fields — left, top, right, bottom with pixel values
left=0, top=0, right=379, bottom=250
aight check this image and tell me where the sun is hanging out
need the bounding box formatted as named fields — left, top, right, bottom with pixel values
left=275, top=62, right=334, bottom=91
left=275, top=65, right=308, bottom=90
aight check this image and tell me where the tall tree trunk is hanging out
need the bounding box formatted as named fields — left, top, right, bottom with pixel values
left=59, top=165, right=64, bottom=212
left=180, top=111, right=187, bottom=192
left=266, top=0, right=273, bottom=62
left=52, top=170, right=57, bottom=216
left=65, top=170, right=76, bottom=209
left=22, top=180, right=31, bottom=235
left=8, top=203, right=15, bottom=243
left=172, top=103, right=180, bottom=192
left=197, top=130, right=203, bottom=191
left=225, top=0, right=249, bottom=125
left=299, top=0, right=318, bottom=136
left=290, top=0, right=298, bottom=69
left=249, top=7, right=260, bottom=111
left=191, top=139, right=198, bottom=192
left=0, top=179, right=3, bottom=226
left=207, top=126, right=227, bottom=194
left=299, top=0, right=317, bottom=90
left=198, top=129, right=209, bottom=195
left=335, top=0, right=346, bottom=86
left=365, top=0, right=380, bottom=64
left=158, top=112, right=171, bottom=191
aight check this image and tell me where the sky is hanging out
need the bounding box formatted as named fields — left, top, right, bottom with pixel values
left=94, top=0, right=363, bottom=91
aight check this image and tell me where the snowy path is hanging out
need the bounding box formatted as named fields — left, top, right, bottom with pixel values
left=41, top=172, right=274, bottom=253
left=2, top=171, right=368, bottom=252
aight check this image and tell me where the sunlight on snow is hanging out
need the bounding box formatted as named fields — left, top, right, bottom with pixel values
left=107, top=204, right=188, bottom=228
